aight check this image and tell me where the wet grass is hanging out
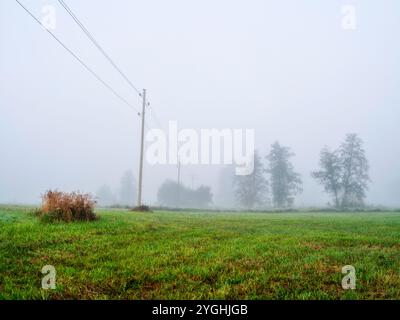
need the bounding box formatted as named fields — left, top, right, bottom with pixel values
left=0, top=206, right=399, bottom=299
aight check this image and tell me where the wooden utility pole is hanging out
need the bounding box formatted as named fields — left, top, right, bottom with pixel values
left=137, top=88, right=146, bottom=207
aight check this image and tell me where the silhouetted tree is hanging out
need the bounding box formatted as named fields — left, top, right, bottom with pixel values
left=312, top=134, right=369, bottom=208
left=96, top=184, right=116, bottom=207
left=119, top=170, right=136, bottom=207
left=312, top=148, right=342, bottom=208
left=157, top=180, right=212, bottom=208
left=338, top=134, right=370, bottom=207
left=234, top=151, right=268, bottom=209
left=157, top=179, right=180, bottom=207
left=266, top=142, right=302, bottom=208
left=188, top=185, right=213, bottom=208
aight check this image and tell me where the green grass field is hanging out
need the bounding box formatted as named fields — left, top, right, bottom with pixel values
left=0, top=206, right=399, bottom=299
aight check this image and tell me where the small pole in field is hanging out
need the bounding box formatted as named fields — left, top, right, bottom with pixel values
left=137, top=88, right=146, bottom=207
left=177, top=159, right=181, bottom=208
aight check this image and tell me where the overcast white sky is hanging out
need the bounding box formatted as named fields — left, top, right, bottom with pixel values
left=1, top=0, right=399, bottom=206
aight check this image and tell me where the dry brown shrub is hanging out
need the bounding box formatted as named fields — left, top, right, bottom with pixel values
left=38, top=190, right=97, bottom=222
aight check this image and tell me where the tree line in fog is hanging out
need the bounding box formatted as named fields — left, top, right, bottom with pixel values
left=96, top=133, right=369, bottom=210
left=232, top=133, right=369, bottom=210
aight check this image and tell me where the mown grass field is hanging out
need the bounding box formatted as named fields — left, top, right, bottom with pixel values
left=0, top=206, right=399, bottom=299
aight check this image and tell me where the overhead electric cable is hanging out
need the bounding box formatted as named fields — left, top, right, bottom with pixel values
left=14, top=0, right=140, bottom=114
left=57, top=0, right=142, bottom=96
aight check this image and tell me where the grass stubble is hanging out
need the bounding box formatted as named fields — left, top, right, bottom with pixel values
left=0, top=206, right=399, bottom=300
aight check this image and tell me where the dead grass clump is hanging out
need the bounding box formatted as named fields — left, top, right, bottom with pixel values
left=37, top=190, right=97, bottom=222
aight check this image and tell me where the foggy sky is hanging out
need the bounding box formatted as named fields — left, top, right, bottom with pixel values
left=1, top=0, right=399, bottom=206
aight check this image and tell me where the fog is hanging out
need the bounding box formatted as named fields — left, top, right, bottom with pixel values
left=1, top=0, right=399, bottom=207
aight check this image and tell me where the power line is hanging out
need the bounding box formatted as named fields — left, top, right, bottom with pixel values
left=58, top=1, right=165, bottom=140
left=57, top=0, right=152, bottom=207
left=14, top=0, right=140, bottom=114
left=57, top=1, right=163, bottom=129
left=147, top=102, right=165, bottom=130
left=57, top=0, right=142, bottom=96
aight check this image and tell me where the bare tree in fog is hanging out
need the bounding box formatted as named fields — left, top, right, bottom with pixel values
left=266, top=142, right=302, bottom=208
left=234, top=151, right=268, bottom=209
left=157, top=180, right=212, bottom=208
left=313, top=134, right=370, bottom=208
left=188, top=185, right=213, bottom=209
left=96, top=184, right=116, bottom=207
left=311, top=148, right=342, bottom=208
left=119, top=170, right=136, bottom=207
left=157, top=180, right=179, bottom=207
left=339, top=134, right=370, bottom=207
